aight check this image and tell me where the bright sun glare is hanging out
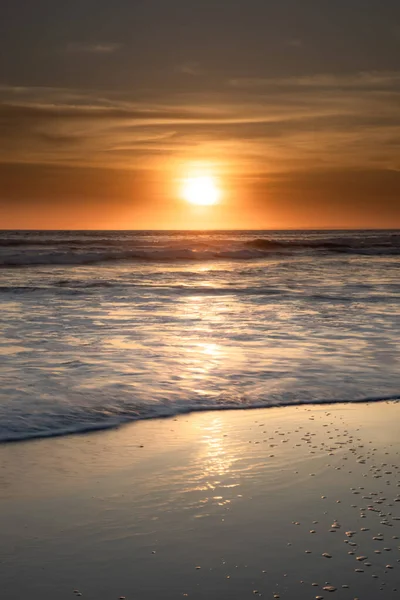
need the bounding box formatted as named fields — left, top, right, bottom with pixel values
left=182, top=176, right=221, bottom=206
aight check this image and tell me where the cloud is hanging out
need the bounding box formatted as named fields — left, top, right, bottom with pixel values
left=286, top=39, right=303, bottom=48
left=0, top=71, right=399, bottom=175
left=229, top=71, right=400, bottom=89
left=174, top=62, right=201, bottom=76
left=66, top=42, right=122, bottom=54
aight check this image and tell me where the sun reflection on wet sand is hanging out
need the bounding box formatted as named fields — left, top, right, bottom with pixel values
left=179, top=416, right=242, bottom=516
left=201, top=416, right=233, bottom=478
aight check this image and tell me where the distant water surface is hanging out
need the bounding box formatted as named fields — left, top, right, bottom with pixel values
left=0, top=229, right=399, bottom=441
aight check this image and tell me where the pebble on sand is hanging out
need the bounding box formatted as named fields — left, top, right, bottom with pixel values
left=322, top=586, right=337, bottom=592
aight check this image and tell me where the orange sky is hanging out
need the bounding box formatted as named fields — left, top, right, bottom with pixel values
left=1, top=1, right=400, bottom=229
left=1, top=159, right=399, bottom=229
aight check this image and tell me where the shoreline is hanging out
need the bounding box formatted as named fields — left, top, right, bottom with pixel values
left=1, top=396, right=399, bottom=445
left=1, top=401, right=399, bottom=599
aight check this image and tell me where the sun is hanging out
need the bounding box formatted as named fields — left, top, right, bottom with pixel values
left=182, top=176, right=221, bottom=206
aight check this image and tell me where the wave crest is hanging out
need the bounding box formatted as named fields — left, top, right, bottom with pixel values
left=1, top=233, right=400, bottom=267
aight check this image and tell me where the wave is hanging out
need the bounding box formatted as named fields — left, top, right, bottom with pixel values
left=0, top=238, right=146, bottom=249
left=0, top=248, right=267, bottom=267
left=246, top=237, right=400, bottom=254
left=2, top=283, right=399, bottom=304
left=0, top=283, right=286, bottom=298
left=0, top=394, right=398, bottom=444
left=1, top=239, right=400, bottom=267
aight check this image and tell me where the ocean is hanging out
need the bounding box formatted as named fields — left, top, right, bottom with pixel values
left=0, top=229, right=399, bottom=442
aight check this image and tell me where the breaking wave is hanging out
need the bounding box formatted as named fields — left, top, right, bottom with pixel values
left=0, top=248, right=270, bottom=267
left=0, top=394, right=399, bottom=443
left=1, top=233, right=400, bottom=267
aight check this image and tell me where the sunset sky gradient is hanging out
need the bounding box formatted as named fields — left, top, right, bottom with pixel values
left=1, top=0, right=400, bottom=229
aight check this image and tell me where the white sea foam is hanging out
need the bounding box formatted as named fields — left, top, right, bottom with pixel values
left=0, top=394, right=399, bottom=443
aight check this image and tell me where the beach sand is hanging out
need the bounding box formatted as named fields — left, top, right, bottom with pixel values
left=0, top=402, right=399, bottom=600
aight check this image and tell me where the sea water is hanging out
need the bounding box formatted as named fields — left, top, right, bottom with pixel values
left=0, top=229, right=399, bottom=441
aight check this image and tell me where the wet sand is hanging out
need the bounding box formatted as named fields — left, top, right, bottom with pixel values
left=0, top=402, right=399, bottom=600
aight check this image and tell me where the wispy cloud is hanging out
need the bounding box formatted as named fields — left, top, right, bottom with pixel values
left=0, top=71, right=399, bottom=173
left=66, top=42, right=122, bottom=54
left=285, top=39, right=303, bottom=48
left=174, top=62, right=201, bottom=76
left=229, top=71, right=400, bottom=89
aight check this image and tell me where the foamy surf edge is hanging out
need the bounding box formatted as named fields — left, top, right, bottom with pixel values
left=1, top=395, right=398, bottom=444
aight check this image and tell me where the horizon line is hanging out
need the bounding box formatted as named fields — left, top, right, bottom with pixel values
left=1, top=227, right=399, bottom=232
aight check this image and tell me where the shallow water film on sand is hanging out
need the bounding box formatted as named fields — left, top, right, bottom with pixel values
left=0, top=229, right=399, bottom=441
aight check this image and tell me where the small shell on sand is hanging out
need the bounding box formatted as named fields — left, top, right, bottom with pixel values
left=322, top=553, right=332, bottom=558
